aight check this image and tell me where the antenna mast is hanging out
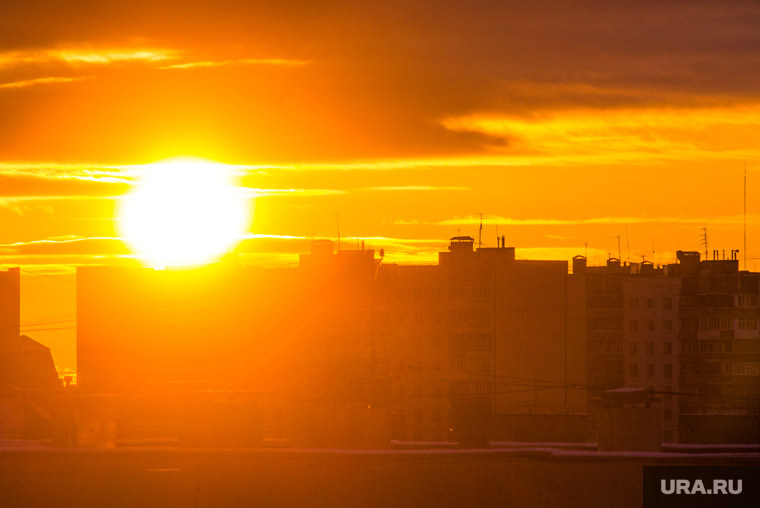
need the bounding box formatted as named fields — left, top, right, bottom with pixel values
left=625, top=226, right=630, bottom=264
left=700, top=227, right=708, bottom=259
left=478, top=213, right=483, bottom=249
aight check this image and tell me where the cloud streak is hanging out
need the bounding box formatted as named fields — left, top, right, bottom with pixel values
left=0, top=76, right=89, bottom=89
left=397, top=214, right=760, bottom=226
left=0, top=48, right=175, bottom=69
left=442, top=104, right=760, bottom=165
left=160, top=58, right=309, bottom=70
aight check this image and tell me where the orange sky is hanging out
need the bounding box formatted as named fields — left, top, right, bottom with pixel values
left=2, top=0, right=760, bottom=373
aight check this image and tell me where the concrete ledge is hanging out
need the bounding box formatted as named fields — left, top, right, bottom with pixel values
left=1, top=446, right=760, bottom=508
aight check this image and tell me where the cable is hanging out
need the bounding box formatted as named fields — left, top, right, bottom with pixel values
left=19, top=269, right=76, bottom=285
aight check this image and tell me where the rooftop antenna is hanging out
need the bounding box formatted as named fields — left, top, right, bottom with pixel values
left=478, top=213, right=483, bottom=249
left=336, top=212, right=341, bottom=251
left=610, top=235, right=621, bottom=261
left=745, top=161, right=747, bottom=270
left=700, top=227, right=708, bottom=258
left=496, top=222, right=499, bottom=248
left=625, top=226, right=630, bottom=264
left=585, top=242, right=588, bottom=259
left=618, top=235, right=621, bottom=262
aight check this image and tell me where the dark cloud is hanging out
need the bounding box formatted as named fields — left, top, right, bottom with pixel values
left=0, top=1, right=759, bottom=162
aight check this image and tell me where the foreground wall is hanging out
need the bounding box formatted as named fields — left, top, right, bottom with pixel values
left=1, top=448, right=759, bottom=508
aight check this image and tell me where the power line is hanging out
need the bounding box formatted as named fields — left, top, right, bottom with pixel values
left=18, top=269, right=76, bottom=285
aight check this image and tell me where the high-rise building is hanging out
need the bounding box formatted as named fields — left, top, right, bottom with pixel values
left=675, top=250, right=760, bottom=443
left=577, top=257, right=680, bottom=442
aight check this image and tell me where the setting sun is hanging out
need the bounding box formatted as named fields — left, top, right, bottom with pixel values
left=117, top=157, right=252, bottom=268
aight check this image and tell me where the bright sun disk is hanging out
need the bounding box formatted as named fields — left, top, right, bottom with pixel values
left=117, top=157, right=252, bottom=268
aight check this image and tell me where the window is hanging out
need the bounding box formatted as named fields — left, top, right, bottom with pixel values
left=646, top=320, right=655, bottom=331
left=739, top=318, right=758, bottom=330
left=629, top=342, right=638, bottom=355
left=734, top=363, right=760, bottom=376
left=629, top=364, right=638, bottom=377
left=733, top=339, right=760, bottom=353
left=664, top=319, right=673, bottom=332
left=663, top=297, right=673, bottom=309
left=630, top=320, right=638, bottom=332
left=681, top=364, right=698, bottom=376
left=664, top=364, right=672, bottom=377
left=433, top=336, right=441, bottom=348
left=646, top=342, right=655, bottom=355
left=663, top=408, right=672, bottom=421
left=738, top=295, right=758, bottom=307
left=646, top=364, right=655, bottom=377
left=630, top=297, right=638, bottom=308
left=663, top=342, right=672, bottom=354
left=700, top=317, right=733, bottom=330
left=647, top=297, right=655, bottom=308
left=699, top=341, right=724, bottom=353
left=449, top=309, right=491, bottom=326
left=449, top=285, right=467, bottom=298
left=472, top=285, right=492, bottom=299
left=664, top=386, right=672, bottom=399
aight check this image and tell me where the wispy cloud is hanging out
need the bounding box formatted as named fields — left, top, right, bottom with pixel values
left=0, top=163, right=134, bottom=183
left=360, top=186, right=467, bottom=191
left=240, top=233, right=304, bottom=240
left=442, top=105, right=760, bottom=165
left=242, top=187, right=344, bottom=197
left=160, top=58, right=309, bottom=70
left=0, top=49, right=175, bottom=69
left=0, top=76, right=89, bottom=89
left=0, top=236, right=120, bottom=248
left=397, top=214, right=760, bottom=226
left=0, top=195, right=109, bottom=215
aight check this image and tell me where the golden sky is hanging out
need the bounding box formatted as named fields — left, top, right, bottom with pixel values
left=3, top=1, right=760, bottom=372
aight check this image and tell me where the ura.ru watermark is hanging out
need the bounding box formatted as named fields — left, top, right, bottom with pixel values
left=661, top=479, right=742, bottom=495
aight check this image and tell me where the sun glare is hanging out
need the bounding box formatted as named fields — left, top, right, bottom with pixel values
left=117, top=157, right=252, bottom=268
